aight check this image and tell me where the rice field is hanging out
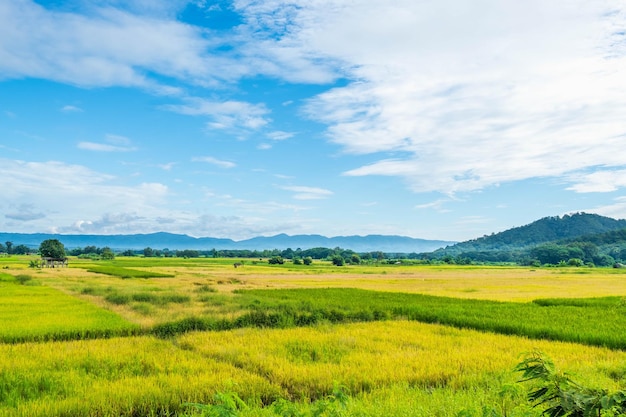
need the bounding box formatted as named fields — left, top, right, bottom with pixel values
left=0, top=279, right=139, bottom=343
left=2, top=256, right=626, bottom=416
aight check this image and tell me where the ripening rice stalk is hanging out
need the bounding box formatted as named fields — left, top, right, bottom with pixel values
left=0, top=336, right=284, bottom=417
left=179, top=320, right=626, bottom=401
left=0, top=283, right=138, bottom=343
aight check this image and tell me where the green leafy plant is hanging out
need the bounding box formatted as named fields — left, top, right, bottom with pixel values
left=184, top=391, right=248, bottom=417
left=515, top=351, right=626, bottom=417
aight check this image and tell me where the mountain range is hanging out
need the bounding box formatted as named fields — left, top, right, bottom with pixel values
left=3, top=213, right=626, bottom=257
left=0, top=231, right=454, bottom=253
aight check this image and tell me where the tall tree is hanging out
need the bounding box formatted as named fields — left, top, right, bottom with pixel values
left=101, top=247, right=115, bottom=260
left=39, top=239, right=66, bottom=259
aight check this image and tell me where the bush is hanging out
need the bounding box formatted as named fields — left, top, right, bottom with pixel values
left=567, top=258, right=584, bottom=267
left=105, top=293, right=132, bottom=305
left=15, top=275, right=33, bottom=285
left=268, top=256, right=284, bottom=265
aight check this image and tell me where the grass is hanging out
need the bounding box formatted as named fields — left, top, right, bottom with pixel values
left=84, top=265, right=175, bottom=279
left=0, top=281, right=139, bottom=343
left=229, top=288, right=626, bottom=349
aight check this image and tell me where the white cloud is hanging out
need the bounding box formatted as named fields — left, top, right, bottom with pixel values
left=3, top=0, right=626, bottom=204
left=567, top=169, right=626, bottom=193
left=278, top=0, right=626, bottom=195
left=415, top=199, right=452, bottom=213
left=192, top=156, right=236, bottom=168
left=78, top=135, right=137, bottom=152
left=164, top=97, right=270, bottom=131
left=587, top=196, right=626, bottom=220
left=0, top=1, right=229, bottom=88
left=78, top=142, right=136, bottom=152
left=5, top=203, right=46, bottom=221
left=267, top=130, right=295, bottom=141
left=0, top=1, right=340, bottom=91
left=281, top=185, right=333, bottom=200
left=60, top=105, right=83, bottom=113
left=159, top=162, right=176, bottom=171
left=0, top=158, right=169, bottom=232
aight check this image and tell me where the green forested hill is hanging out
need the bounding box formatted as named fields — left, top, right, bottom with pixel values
left=430, top=213, right=626, bottom=266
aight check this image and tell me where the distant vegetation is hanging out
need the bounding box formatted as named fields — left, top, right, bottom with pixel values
left=428, top=213, right=626, bottom=266
left=4, top=213, right=626, bottom=268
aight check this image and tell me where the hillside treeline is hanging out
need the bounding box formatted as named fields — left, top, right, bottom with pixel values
left=427, top=213, right=626, bottom=266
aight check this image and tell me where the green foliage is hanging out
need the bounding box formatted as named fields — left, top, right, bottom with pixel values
left=430, top=213, right=626, bottom=265
left=100, top=247, right=115, bottom=260
left=105, top=291, right=190, bottom=306
left=185, top=391, right=249, bottom=417
left=15, top=274, right=33, bottom=285
left=268, top=256, right=285, bottom=265
left=39, top=239, right=66, bottom=259
left=515, top=351, right=626, bottom=416
left=233, top=289, right=626, bottom=349
left=85, top=265, right=174, bottom=279
left=195, top=284, right=218, bottom=293
left=184, top=385, right=351, bottom=417
left=330, top=255, right=344, bottom=266
left=151, top=316, right=232, bottom=338
left=568, top=258, right=584, bottom=267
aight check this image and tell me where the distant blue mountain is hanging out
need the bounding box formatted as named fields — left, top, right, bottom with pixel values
left=0, top=232, right=454, bottom=253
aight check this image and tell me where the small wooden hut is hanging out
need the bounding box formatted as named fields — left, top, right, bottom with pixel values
left=41, top=257, right=68, bottom=268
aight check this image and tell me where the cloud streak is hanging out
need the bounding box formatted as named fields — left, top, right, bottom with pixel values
left=281, top=185, right=333, bottom=200
left=192, top=156, right=236, bottom=169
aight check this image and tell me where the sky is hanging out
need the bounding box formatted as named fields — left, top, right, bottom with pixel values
left=1, top=0, right=625, bottom=242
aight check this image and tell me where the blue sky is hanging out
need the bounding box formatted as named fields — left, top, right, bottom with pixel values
left=1, top=0, right=625, bottom=242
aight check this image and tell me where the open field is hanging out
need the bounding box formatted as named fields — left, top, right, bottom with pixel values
left=2, top=256, right=626, bottom=416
